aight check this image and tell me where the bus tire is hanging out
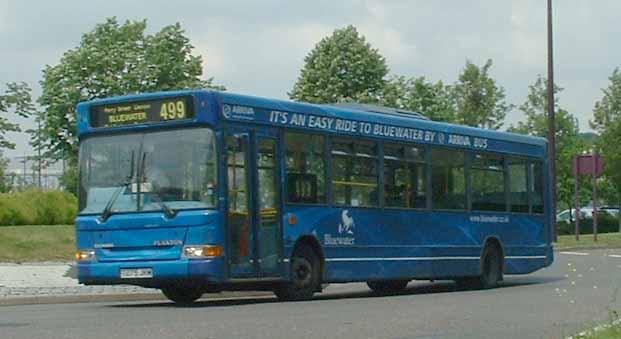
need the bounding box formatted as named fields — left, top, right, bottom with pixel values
left=456, top=245, right=502, bottom=290
left=367, top=280, right=409, bottom=294
left=274, top=244, right=320, bottom=301
left=161, top=284, right=203, bottom=305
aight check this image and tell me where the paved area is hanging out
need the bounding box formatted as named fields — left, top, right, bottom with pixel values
left=0, top=262, right=155, bottom=299
left=2, top=249, right=621, bottom=338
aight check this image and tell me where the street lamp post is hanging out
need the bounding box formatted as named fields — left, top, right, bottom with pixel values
left=547, top=0, right=557, bottom=240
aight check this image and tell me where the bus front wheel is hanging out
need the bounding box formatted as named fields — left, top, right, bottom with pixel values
left=274, top=244, right=320, bottom=301
left=161, top=284, right=204, bottom=305
left=367, top=280, right=409, bottom=294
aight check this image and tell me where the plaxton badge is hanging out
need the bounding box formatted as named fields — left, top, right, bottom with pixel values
left=153, top=240, right=183, bottom=246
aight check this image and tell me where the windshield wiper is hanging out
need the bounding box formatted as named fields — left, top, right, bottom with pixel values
left=137, top=151, right=177, bottom=219
left=100, top=151, right=135, bottom=222
left=152, top=194, right=177, bottom=219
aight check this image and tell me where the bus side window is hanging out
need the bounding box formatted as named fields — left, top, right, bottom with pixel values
left=331, top=138, right=379, bottom=207
left=509, top=157, right=529, bottom=213
left=471, top=153, right=506, bottom=212
left=431, top=148, right=466, bottom=210
left=284, top=132, right=326, bottom=204
left=384, top=143, right=426, bottom=209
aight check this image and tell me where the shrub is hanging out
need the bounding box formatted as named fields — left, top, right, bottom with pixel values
left=0, top=190, right=77, bottom=226
left=558, top=212, right=620, bottom=235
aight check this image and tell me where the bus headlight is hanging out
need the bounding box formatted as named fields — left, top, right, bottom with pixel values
left=183, top=245, right=223, bottom=259
left=76, top=249, right=96, bottom=262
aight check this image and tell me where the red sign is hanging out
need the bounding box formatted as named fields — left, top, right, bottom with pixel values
left=573, top=154, right=604, bottom=177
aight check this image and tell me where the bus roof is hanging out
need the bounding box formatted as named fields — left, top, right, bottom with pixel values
left=216, top=91, right=547, bottom=148
left=77, top=89, right=547, bottom=154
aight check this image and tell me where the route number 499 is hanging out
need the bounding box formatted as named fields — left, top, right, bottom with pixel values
left=160, top=100, right=186, bottom=120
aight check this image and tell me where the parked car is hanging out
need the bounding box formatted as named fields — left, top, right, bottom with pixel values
left=557, top=208, right=593, bottom=224
left=601, top=205, right=620, bottom=217
left=557, top=206, right=618, bottom=224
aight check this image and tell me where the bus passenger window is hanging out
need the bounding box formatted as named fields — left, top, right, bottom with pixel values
left=531, top=162, right=545, bottom=214
left=384, top=144, right=426, bottom=208
left=431, top=148, right=465, bottom=210
left=332, top=138, right=378, bottom=207
left=285, top=133, right=326, bottom=203
left=509, top=158, right=529, bottom=213
left=471, top=153, right=506, bottom=212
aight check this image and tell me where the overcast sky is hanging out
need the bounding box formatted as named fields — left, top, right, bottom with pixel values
left=1, top=0, right=620, bottom=158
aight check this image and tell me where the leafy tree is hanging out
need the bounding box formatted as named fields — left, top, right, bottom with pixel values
left=0, top=82, right=34, bottom=150
left=379, top=76, right=456, bottom=122
left=591, top=68, right=621, bottom=133
left=0, top=151, right=10, bottom=193
left=597, top=117, right=621, bottom=214
left=509, top=75, right=586, bottom=211
left=451, top=59, right=512, bottom=129
left=37, top=18, right=224, bottom=166
left=289, top=25, right=389, bottom=104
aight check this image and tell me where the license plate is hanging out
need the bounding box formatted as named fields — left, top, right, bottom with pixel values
left=120, top=268, right=153, bottom=279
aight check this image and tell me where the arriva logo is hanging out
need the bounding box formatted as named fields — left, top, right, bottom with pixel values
left=222, top=104, right=255, bottom=120
left=222, top=104, right=232, bottom=119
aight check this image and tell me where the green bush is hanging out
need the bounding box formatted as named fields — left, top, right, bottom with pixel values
left=0, top=190, right=77, bottom=226
left=558, top=212, right=620, bottom=235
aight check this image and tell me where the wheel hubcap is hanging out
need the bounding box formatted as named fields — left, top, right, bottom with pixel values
left=292, top=257, right=312, bottom=287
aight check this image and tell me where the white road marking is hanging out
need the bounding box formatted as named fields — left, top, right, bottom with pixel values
left=560, top=251, right=590, bottom=256
left=608, top=254, right=621, bottom=258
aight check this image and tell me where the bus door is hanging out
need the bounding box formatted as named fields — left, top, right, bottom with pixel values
left=225, top=130, right=282, bottom=279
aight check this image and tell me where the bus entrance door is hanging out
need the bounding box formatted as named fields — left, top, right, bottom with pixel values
left=225, top=131, right=282, bottom=279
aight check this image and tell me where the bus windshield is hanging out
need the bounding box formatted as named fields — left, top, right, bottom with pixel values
left=78, top=128, right=217, bottom=215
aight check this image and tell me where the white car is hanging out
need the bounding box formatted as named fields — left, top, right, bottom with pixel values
left=557, top=208, right=593, bottom=223
left=601, top=206, right=620, bottom=217
left=557, top=207, right=618, bottom=223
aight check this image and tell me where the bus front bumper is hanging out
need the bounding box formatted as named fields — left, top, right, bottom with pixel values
left=77, top=257, right=226, bottom=287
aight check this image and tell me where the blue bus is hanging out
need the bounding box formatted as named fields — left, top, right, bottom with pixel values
left=76, top=90, right=554, bottom=304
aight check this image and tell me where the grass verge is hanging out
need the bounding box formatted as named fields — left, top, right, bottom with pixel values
left=0, top=225, right=75, bottom=262
left=586, top=325, right=621, bottom=338
left=555, top=232, right=621, bottom=250
left=572, top=322, right=621, bottom=339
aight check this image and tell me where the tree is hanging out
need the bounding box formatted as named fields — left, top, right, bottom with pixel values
left=289, top=25, right=389, bottom=104
left=0, top=82, right=34, bottom=150
left=451, top=59, right=512, bottom=130
left=591, top=67, right=621, bottom=133
left=0, top=151, right=10, bottom=193
left=37, top=18, right=223, bottom=165
left=597, top=113, right=621, bottom=212
left=379, top=76, right=456, bottom=122
left=509, top=75, right=586, bottom=211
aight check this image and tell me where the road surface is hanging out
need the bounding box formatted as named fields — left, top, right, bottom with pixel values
left=2, top=249, right=621, bottom=339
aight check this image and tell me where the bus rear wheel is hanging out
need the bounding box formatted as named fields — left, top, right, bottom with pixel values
left=161, top=284, right=204, bottom=305
left=367, top=280, right=409, bottom=294
left=456, top=245, right=503, bottom=290
left=274, top=244, right=320, bottom=301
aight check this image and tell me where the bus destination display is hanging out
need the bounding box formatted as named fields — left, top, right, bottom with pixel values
left=90, top=96, right=194, bottom=128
